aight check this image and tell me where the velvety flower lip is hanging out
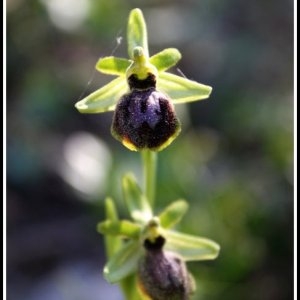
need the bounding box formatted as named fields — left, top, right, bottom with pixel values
left=138, top=235, right=194, bottom=300
left=111, top=87, right=181, bottom=151
left=74, top=8, right=212, bottom=151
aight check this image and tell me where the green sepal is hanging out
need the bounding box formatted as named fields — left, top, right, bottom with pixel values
left=75, top=76, right=127, bottom=113
left=149, top=48, right=182, bottom=72
left=97, top=219, right=141, bottom=239
left=103, top=198, right=122, bottom=258
left=127, top=8, right=149, bottom=59
left=164, top=230, right=220, bottom=261
left=158, top=199, right=188, bottom=229
left=122, top=173, right=153, bottom=224
left=120, top=274, right=141, bottom=300
left=157, top=72, right=212, bottom=104
left=103, top=240, right=141, bottom=283
left=105, top=197, right=119, bottom=221
left=96, top=57, right=131, bottom=75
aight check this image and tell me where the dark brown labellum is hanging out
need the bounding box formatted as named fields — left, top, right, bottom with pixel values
left=111, top=87, right=181, bottom=151
left=137, top=236, right=193, bottom=300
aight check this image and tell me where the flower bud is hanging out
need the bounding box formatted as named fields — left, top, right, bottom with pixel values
left=137, top=236, right=194, bottom=300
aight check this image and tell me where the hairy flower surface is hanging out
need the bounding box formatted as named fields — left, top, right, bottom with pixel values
left=112, top=86, right=181, bottom=151
left=138, top=236, right=194, bottom=300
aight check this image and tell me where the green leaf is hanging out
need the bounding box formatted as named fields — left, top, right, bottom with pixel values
left=104, top=240, right=141, bottom=283
left=164, top=230, right=220, bottom=261
left=103, top=198, right=122, bottom=258
left=159, top=199, right=189, bottom=229
left=97, top=220, right=141, bottom=239
left=127, top=8, right=149, bottom=59
left=75, top=76, right=127, bottom=113
left=96, top=56, right=131, bottom=75
left=149, top=48, right=182, bottom=72
left=157, top=72, right=212, bottom=104
left=122, top=173, right=153, bottom=224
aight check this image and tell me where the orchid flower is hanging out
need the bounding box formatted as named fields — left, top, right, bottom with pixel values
left=98, top=174, right=220, bottom=299
left=75, top=8, right=212, bottom=151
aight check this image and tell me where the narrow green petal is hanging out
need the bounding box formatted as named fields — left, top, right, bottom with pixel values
left=157, top=72, right=212, bottom=104
left=158, top=200, right=189, bottom=229
left=122, top=173, right=153, bottom=224
left=127, top=8, right=149, bottom=59
left=164, top=230, right=220, bottom=261
left=104, top=240, right=141, bottom=283
left=97, top=220, right=141, bottom=239
left=103, top=198, right=122, bottom=258
left=75, top=76, right=127, bottom=113
left=96, top=56, right=131, bottom=76
left=149, top=48, right=182, bottom=72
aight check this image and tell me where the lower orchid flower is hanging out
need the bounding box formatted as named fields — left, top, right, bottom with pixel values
left=98, top=174, right=220, bottom=299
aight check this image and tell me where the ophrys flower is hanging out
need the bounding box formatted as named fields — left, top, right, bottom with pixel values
left=98, top=174, right=220, bottom=294
left=75, top=8, right=212, bottom=151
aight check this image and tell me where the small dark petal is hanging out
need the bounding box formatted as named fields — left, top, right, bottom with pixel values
left=111, top=88, right=181, bottom=151
left=127, top=73, right=156, bottom=90
left=138, top=237, right=193, bottom=300
left=144, top=235, right=166, bottom=251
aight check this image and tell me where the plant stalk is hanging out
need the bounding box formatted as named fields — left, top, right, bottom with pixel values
left=141, top=150, right=157, bottom=207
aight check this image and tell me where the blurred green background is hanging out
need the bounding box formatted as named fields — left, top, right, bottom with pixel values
left=6, top=0, right=294, bottom=299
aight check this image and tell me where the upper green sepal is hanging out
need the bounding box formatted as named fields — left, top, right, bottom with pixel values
left=127, top=8, right=149, bottom=59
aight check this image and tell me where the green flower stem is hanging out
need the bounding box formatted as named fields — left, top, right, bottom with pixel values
left=142, top=150, right=157, bottom=207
